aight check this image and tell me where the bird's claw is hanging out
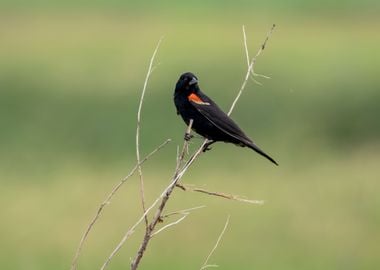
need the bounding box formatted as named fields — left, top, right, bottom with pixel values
left=202, top=145, right=212, bottom=152
left=184, top=133, right=193, bottom=141
left=202, top=141, right=214, bottom=152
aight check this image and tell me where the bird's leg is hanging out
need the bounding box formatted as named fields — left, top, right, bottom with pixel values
left=202, top=140, right=215, bottom=152
left=184, top=131, right=194, bottom=141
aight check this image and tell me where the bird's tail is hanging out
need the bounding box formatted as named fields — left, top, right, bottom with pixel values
left=246, top=141, right=278, bottom=166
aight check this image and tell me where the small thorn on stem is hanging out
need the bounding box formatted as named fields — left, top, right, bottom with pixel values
left=175, top=183, right=186, bottom=191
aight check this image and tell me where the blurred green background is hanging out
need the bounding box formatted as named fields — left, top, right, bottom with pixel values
left=1, top=1, right=380, bottom=269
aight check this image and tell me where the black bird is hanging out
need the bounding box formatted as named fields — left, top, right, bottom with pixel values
left=173, top=72, right=278, bottom=165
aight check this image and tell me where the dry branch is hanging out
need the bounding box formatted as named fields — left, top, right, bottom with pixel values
left=136, top=37, right=163, bottom=228
left=176, top=183, right=264, bottom=205
left=228, top=24, right=276, bottom=116
left=200, top=215, right=230, bottom=270
left=161, top=205, right=206, bottom=219
left=151, top=205, right=206, bottom=237
left=151, top=214, right=188, bottom=237
left=70, top=139, right=170, bottom=270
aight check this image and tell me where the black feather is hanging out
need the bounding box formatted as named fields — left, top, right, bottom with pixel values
left=174, top=72, right=278, bottom=166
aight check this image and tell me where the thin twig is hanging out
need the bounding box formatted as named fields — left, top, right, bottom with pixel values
left=243, top=26, right=264, bottom=86
left=162, top=205, right=206, bottom=219
left=228, top=24, right=276, bottom=116
left=136, top=37, right=164, bottom=228
left=251, top=24, right=275, bottom=79
left=176, top=145, right=180, bottom=168
left=152, top=205, right=205, bottom=237
left=70, top=139, right=170, bottom=270
left=200, top=215, right=230, bottom=270
left=242, top=25, right=250, bottom=67
left=252, top=72, right=271, bottom=79
left=151, top=205, right=206, bottom=237
left=243, top=25, right=272, bottom=82
left=176, top=183, right=264, bottom=205
left=151, top=215, right=188, bottom=237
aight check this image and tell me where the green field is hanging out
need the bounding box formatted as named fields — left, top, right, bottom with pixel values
left=1, top=2, right=380, bottom=270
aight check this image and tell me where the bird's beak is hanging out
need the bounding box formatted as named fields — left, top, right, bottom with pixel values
left=189, top=77, right=198, bottom=85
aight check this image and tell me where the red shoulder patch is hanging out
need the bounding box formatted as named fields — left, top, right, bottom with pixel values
left=188, top=93, right=210, bottom=105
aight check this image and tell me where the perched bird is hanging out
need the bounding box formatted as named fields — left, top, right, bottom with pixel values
left=173, top=72, right=278, bottom=165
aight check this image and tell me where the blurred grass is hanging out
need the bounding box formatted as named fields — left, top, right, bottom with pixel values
left=1, top=0, right=380, bottom=13
left=1, top=3, right=380, bottom=270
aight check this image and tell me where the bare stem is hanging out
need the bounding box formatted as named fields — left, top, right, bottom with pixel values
left=70, top=139, right=170, bottom=270
left=136, top=37, right=164, bottom=228
left=176, top=183, right=264, bottom=205
left=200, top=215, right=230, bottom=270
left=151, top=214, right=188, bottom=237
left=242, top=25, right=250, bottom=67
left=228, top=24, right=276, bottom=116
left=161, top=205, right=206, bottom=219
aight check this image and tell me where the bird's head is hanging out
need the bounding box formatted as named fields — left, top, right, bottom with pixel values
left=175, top=72, right=199, bottom=95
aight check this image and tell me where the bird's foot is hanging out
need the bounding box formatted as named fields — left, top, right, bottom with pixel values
left=184, top=133, right=194, bottom=141
left=202, top=141, right=215, bottom=152
left=202, top=145, right=212, bottom=152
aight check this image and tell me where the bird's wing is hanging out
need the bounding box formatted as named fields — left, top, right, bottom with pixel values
left=188, top=92, right=278, bottom=165
left=188, top=92, right=252, bottom=145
